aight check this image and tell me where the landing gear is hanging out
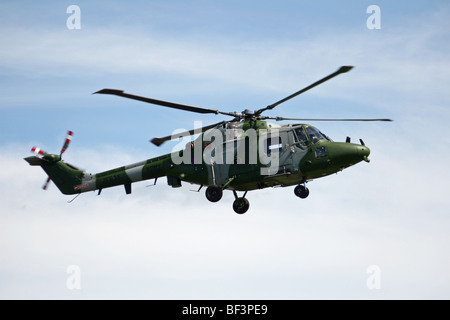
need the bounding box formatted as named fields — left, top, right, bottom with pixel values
left=233, top=198, right=249, bottom=214
left=294, top=184, right=309, bottom=199
left=205, top=185, right=223, bottom=202
left=232, top=190, right=249, bottom=214
left=205, top=187, right=250, bottom=214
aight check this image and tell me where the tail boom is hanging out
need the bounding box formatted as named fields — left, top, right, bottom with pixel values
left=25, top=153, right=172, bottom=195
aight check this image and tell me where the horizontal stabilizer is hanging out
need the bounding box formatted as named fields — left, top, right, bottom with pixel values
left=24, top=156, right=47, bottom=166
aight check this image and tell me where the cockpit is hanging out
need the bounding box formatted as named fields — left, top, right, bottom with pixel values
left=292, top=125, right=331, bottom=149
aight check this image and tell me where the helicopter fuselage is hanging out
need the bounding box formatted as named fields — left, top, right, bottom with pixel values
left=165, top=119, right=370, bottom=191
left=25, top=120, right=370, bottom=207
left=25, top=66, right=386, bottom=214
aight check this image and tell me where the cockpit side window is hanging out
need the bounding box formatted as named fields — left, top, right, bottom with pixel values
left=294, top=127, right=309, bottom=149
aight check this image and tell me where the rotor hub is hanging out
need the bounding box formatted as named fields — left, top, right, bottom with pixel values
left=241, top=109, right=254, bottom=119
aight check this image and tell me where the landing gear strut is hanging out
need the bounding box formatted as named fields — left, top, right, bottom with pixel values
left=205, top=185, right=223, bottom=202
left=294, top=184, right=309, bottom=199
left=232, top=191, right=249, bottom=214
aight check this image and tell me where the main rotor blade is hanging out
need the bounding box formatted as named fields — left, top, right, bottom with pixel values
left=151, top=121, right=226, bottom=147
left=262, top=116, right=393, bottom=122
left=255, top=66, right=354, bottom=116
left=94, top=89, right=237, bottom=117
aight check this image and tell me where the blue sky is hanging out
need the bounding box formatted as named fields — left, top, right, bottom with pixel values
left=1, top=0, right=450, bottom=299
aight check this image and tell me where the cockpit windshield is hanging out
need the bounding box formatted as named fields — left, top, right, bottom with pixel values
left=305, top=126, right=331, bottom=144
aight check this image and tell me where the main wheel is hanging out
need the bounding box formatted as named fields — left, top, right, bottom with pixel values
left=294, top=185, right=309, bottom=199
left=233, top=197, right=250, bottom=214
left=205, top=185, right=223, bottom=202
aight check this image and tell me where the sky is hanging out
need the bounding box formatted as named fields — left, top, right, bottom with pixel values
left=1, top=0, right=449, bottom=299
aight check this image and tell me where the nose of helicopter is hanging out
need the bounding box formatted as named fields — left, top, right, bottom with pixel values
left=326, top=142, right=371, bottom=167
left=357, top=145, right=370, bottom=162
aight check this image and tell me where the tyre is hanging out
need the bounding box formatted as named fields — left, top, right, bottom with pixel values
left=205, top=185, right=223, bottom=202
left=233, top=197, right=250, bottom=214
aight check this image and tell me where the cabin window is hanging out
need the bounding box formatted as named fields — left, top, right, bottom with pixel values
left=294, top=128, right=309, bottom=149
left=266, top=136, right=282, bottom=155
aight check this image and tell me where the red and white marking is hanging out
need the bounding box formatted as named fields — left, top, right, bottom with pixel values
left=61, top=131, right=74, bottom=154
left=31, top=147, right=46, bottom=155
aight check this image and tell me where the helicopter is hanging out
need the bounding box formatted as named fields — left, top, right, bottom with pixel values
left=24, top=66, right=392, bottom=214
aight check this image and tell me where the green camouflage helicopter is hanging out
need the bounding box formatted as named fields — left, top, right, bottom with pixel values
left=25, top=66, right=391, bottom=214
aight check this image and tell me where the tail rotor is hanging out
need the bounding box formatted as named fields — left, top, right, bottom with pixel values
left=29, top=130, right=75, bottom=190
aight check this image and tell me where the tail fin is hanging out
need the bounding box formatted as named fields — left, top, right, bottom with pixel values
left=25, top=155, right=84, bottom=195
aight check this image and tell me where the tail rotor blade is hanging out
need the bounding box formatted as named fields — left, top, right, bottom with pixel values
left=60, top=130, right=74, bottom=156
left=42, top=177, right=51, bottom=190
left=31, top=147, right=48, bottom=156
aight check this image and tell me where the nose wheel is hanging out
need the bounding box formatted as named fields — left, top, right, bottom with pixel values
left=232, top=190, right=249, bottom=214
left=294, top=184, right=309, bottom=199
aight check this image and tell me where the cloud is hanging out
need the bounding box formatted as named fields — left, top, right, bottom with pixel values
left=1, top=141, right=449, bottom=299
left=2, top=9, right=449, bottom=149
left=1, top=2, right=450, bottom=299
left=1, top=9, right=449, bottom=98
